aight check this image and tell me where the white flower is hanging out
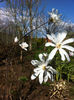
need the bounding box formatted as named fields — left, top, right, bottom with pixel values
left=14, top=36, right=18, bottom=43
left=45, top=32, right=74, bottom=61
left=19, top=42, right=28, bottom=51
left=48, top=8, right=61, bottom=23
left=31, top=53, right=57, bottom=84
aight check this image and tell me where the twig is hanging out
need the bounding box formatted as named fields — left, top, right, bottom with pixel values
left=50, top=90, right=58, bottom=98
left=18, top=20, right=48, bottom=42
left=2, top=20, right=48, bottom=64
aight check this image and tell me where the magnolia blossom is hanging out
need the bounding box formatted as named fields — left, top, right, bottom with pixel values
left=14, top=36, right=18, bottom=43
left=19, top=42, right=28, bottom=51
left=45, top=32, right=74, bottom=61
left=31, top=53, right=57, bottom=84
left=48, top=8, right=61, bottom=23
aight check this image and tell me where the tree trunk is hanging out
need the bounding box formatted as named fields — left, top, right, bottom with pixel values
left=29, top=0, right=33, bottom=51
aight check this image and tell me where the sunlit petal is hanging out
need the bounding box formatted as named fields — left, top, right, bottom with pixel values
left=39, top=70, right=44, bottom=84
left=57, top=32, right=67, bottom=43
left=62, top=38, right=74, bottom=45
left=47, top=34, right=55, bottom=43
left=34, top=67, right=41, bottom=72
left=44, top=73, right=48, bottom=82
left=47, top=72, right=51, bottom=80
left=61, top=49, right=70, bottom=61
left=62, top=45, right=74, bottom=52
left=59, top=49, right=65, bottom=61
left=49, top=66, right=57, bottom=74
left=31, top=60, right=41, bottom=66
left=39, top=54, right=45, bottom=62
left=45, top=42, right=55, bottom=47
left=31, top=74, right=36, bottom=80
left=47, top=48, right=58, bottom=61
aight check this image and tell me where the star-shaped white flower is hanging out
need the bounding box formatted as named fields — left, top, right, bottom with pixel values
left=14, top=36, right=18, bottom=43
left=45, top=32, right=74, bottom=61
left=19, top=42, right=28, bottom=51
left=48, top=8, right=61, bottom=23
left=31, top=53, right=57, bottom=84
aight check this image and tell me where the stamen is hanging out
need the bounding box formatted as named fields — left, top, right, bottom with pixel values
left=42, top=66, right=46, bottom=70
left=56, top=43, right=61, bottom=48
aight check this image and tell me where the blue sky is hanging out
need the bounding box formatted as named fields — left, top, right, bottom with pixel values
left=0, top=1, right=6, bottom=8
left=40, top=0, right=74, bottom=23
left=0, top=0, right=74, bottom=23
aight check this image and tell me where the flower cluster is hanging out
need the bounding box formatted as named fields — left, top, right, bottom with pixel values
left=31, top=9, right=74, bottom=84
left=31, top=32, right=74, bottom=84
left=14, top=9, right=74, bottom=84
left=14, top=36, right=28, bottom=51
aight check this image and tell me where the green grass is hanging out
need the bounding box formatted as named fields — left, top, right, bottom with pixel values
left=18, top=76, right=28, bottom=82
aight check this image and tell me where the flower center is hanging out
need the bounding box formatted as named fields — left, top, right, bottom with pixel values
left=56, top=43, right=61, bottom=48
left=42, top=66, right=46, bottom=70
left=50, top=18, right=54, bottom=22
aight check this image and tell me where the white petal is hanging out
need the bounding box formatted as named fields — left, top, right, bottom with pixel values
left=45, top=60, right=49, bottom=66
left=14, top=37, right=18, bottom=42
left=34, top=67, right=41, bottom=72
left=69, top=51, right=74, bottom=56
left=35, top=70, right=41, bottom=76
left=44, top=73, right=48, bottom=82
left=57, top=32, right=67, bottom=43
left=39, top=70, right=44, bottom=84
left=43, top=53, right=48, bottom=57
left=47, top=72, right=51, bottom=80
left=31, top=74, right=36, bottom=80
left=39, top=54, right=45, bottom=62
left=62, top=45, right=74, bottom=52
left=52, top=8, right=55, bottom=12
left=45, top=42, right=55, bottom=47
left=47, top=34, right=55, bottom=43
left=23, top=42, right=28, bottom=47
left=61, top=49, right=70, bottom=61
left=51, top=33, right=56, bottom=39
left=19, top=44, right=22, bottom=47
left=23, top=48, right=27, bottom=51
left=47, top=72, right=54, bottom=81
left=31, top=60, right=41, bottom=66
left=47, top=48, right=58, bottom=61
left=49, top=66, right=57, bottom=74
left=59, top=49, right=65, bottom=61
left=62, top=38, right=74, bottom=45
left=31, top=69, right=41, bottom=80
left=51, top=33, right=57, bottom=43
